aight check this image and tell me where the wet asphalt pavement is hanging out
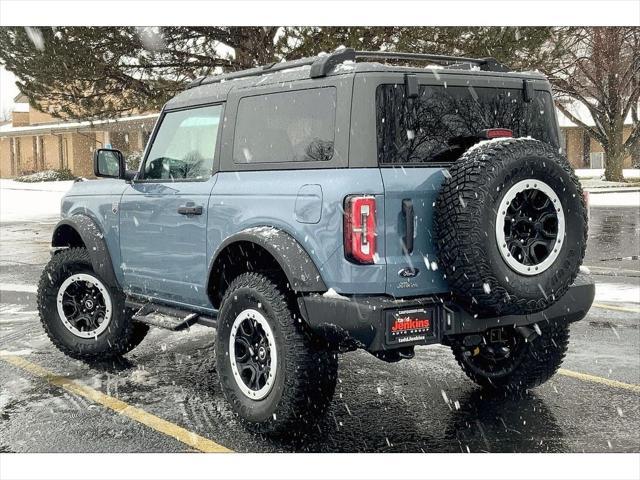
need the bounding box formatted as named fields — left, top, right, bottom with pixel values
left=0, top=206, right=638, bottom=453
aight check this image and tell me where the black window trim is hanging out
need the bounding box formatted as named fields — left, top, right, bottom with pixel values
left=137, top=101, right=226, bottom=183
left=231, top=85, right=339, bottom=168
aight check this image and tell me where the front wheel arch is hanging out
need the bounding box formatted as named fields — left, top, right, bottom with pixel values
left=51, top=215, right=119, bottom=289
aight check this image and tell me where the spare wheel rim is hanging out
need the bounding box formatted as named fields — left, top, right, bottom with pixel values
left=495, top=179, right=565, bottom=276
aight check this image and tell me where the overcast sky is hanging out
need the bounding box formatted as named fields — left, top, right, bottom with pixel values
left=0, top=65, right=19, bottom=120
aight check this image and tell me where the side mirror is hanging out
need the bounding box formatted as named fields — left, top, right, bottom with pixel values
left=94, top=148, right=125, bottom=179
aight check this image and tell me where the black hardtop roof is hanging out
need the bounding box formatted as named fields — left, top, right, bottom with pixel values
left=165, top=49, right=548, bottom=110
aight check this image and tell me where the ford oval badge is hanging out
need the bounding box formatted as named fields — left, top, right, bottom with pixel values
left=398, top=267, right=419, bottom=278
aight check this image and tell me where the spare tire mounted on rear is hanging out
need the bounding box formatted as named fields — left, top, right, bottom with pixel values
left=434, top=138, right=587, bottom=316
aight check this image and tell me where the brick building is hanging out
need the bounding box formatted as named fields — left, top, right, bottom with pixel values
left=0, top=95, right=636, bottom=178
left=0, top=94, right=157, bottom=178
left=556, top=100, right=636, bottom=169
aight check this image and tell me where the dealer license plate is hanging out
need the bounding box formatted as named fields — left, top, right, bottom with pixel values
left=385, top=307, right=434, bottom=346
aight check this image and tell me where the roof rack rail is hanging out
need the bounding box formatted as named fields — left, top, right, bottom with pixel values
left=354, top=51, right=510, bottom=72
left=186, top=48, right=509, bottom=89
left=187, top=48, right=357, bottom=89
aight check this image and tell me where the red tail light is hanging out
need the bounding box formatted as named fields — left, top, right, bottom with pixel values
left=344, top=195, right=376, bottom=264
left=482, top=128, right=513, bottom=139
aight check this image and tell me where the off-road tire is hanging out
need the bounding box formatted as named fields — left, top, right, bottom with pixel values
left=37, top=247, right=149, bottom=360
left=435, top=138, right=588, bottom=316
left=451, top=320, right=570, bottom=392
left=216, top=272, right=338, bottom=435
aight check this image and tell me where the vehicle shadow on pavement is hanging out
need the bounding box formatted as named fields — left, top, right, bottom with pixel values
left=445, top=389, right=566, bottom=453
left=265, top=391, right=566, bottom=453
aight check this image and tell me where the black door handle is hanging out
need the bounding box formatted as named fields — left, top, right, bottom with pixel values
left=402, top=199, right=414, bottom=254
left=177, top=204, right=203, bottom=216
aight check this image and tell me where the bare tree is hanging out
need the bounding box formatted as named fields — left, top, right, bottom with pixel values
left=547, top=27, right=640, bottom=181
left=0, top=107, right=11, bottom=122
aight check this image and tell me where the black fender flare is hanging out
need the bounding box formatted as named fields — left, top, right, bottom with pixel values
left=207, top=227, right=327, bottom=303
left=51, top=215, right=119, bottom=288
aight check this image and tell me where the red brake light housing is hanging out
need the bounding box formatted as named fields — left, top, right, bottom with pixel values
left=482, top=128, right=513, bottom=139
left=344, top=195, right=376, bottom=264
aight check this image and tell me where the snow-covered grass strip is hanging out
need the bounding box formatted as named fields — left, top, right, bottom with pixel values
left=588, top=191, right=640, bottom=207
left=0, top=179, right=75, bottom=192
left=0, top=283, right=37, bottom=293
left=575, top=168, right=640, bottom=179
left=0, top=179, right=73, bottom=222
left=594, top=282, right=640, bottom=304
left=14, top=170, right=76, bottom=183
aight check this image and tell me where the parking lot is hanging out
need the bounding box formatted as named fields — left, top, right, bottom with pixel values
left=1, top=205, right=638, bottom=453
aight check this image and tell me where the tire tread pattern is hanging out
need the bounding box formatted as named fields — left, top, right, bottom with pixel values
left=434, top=138, right=588, bottom=315
left=37, top=247, right=148, bottom=360
left=451, top=320, right=570, bottom=391
left=217, top=272, right=338, bottom=434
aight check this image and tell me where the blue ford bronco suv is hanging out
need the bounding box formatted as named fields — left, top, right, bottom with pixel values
left=38, top=49, right=594, bottom=434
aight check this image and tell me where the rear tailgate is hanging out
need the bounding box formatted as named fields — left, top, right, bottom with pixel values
left=380, top=167, right=449, bottom=297
left=374, top=74, right=559, bottom=298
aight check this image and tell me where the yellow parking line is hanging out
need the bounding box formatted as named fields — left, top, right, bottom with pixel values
left=592, top=303, right=640, bottom=314
left=558, top=368, right=640, bottom=393
left=1, top=354, right=233, bottom=453
left=4, top=354, right=637, bottom=453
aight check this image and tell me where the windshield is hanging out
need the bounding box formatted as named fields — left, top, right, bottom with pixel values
left=376, top=84, right=559, bottom=165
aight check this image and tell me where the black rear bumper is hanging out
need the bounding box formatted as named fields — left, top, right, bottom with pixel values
left=297, top=273, right=595, bottom=354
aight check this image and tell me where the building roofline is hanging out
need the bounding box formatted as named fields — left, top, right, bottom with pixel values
left=556, top=100, right=636, bottom=128
left=0, top=113, right=159, bottom=138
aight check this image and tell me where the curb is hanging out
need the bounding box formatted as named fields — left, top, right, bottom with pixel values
left=585, top=188, right=640, bottom=194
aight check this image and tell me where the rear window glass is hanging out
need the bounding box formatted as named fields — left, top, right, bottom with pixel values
left=376, top=84, right=558, bottom=165
left=233, top=87, right=336, bottom=164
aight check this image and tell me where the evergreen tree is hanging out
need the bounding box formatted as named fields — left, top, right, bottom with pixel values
left=279, top=27, right=557, bottom=72
left=0, top=27, right=280, bottom=119
left=0, top=26, right=556, bottom=120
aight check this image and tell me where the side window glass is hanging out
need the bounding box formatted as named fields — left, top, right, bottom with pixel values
left=233, top=87, right=336, bottom=164
left=144, top=104, right=222, bottom=180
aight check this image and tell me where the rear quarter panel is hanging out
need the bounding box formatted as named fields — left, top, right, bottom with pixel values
left=211, top=73, right=389, bottom=295
left=208, top=169, right=387, bottom=294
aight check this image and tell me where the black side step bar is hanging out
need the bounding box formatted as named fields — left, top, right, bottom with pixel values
left=126, top=299, right=217, bottom=331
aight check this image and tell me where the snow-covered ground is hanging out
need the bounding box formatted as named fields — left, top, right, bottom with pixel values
left=575, top=168, right=640, bottom=179
left=588, top=191, right=640, bottom=207
left=0, top=179, right=73, bottom=222
left=594, top=283, right=640, bottom=304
